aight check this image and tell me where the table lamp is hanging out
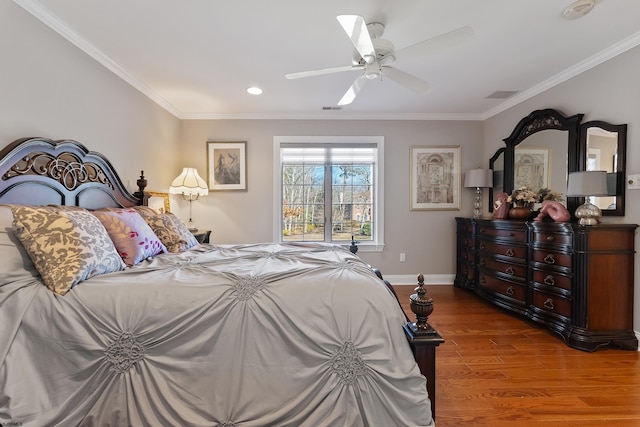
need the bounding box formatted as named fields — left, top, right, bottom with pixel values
left=566, top=170, right=608, bottom=225
left=464, top=169, right=493, bottom=218
left=169, top=167, right=209, bottom=231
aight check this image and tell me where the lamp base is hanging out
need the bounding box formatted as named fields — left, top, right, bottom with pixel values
left=472, top=187, right=482, bottom=219
left=574, top=201, right=602, bottom=226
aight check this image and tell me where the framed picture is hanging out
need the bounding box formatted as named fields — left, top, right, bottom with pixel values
left=144, top=191, right=170, bottom=213
left=207, top=141, right=247, bottom=191
left=410, top=145, right=461, bottom=211
left=514, top=147, right=549, bottom=192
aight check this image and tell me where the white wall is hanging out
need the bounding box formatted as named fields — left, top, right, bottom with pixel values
left=177, top=119, right=483, bottom=277
left=483, top=45, right=640, bottom=334
left=0, top=2, right=181, bottom=192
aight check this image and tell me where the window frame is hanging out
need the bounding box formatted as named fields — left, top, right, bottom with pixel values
left=273, top=136, right=385, bottom=252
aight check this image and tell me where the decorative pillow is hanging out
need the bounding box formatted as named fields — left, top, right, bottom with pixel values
left=92, top=209, right=167, bottom=266
left=131, top=205, right=161, bottom=220
left=11, top=206, right=126, bottom=295
left=0, top=205, right=39, bottom=284
left=145, top=212, right=199, bottom=253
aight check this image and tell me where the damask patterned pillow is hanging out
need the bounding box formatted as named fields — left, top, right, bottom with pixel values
left=145, top=212, right=199, bottom=253
left=92, top=209, right=167, bottom=266
left=11, top=206, right=126, bottom=295
left=130, top=205, right=161, bottom=220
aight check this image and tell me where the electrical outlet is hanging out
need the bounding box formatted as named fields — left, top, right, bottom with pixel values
left=627, top=174, right=640, bottom=190
left=400, top=253, right=406, bottom=262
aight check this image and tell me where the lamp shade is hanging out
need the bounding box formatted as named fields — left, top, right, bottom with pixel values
left=566, top=171, right=608, bottom=197
left=464, top=169, right=493, bottom=188
left=169, top=167, right=209, bottom=196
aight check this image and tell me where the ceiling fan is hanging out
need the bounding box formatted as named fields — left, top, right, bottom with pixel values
left=285, top=15, right=474, bottom=106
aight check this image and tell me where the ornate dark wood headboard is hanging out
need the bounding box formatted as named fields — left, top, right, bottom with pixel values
left=0, top=137, right=145, bottom=208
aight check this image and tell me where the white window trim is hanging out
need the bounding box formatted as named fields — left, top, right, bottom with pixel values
left=273, top=136, right=385, bottom=252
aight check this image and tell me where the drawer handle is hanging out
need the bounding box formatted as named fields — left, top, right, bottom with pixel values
left=508, top=232, right=514, bottom=237
left=544, top=254, right=556, bottom=264
left=479, top=276, right=487, bottom=285
left=544, top=298, right=555, bottom=310
left=479, top=259, right=485, bottom=266
left=506, top=286, right=514, bottom=296
left=479, top=243, right=486, bottom=250
left=505, top=249, right=514, bottom=257
left=544, top=275, right=555, bottom=286
left=546, top=236, right=555, bottom=241
left=505, top=267, right=514, bottom=275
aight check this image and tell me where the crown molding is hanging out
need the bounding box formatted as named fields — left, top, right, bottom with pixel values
left=14, top=0, right=181, bottom=117
left=15, top=0, right=640, bottom=123
left=482, top=29, right=640, bottom=120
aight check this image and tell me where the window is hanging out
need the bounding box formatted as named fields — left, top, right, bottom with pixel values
left=274, top=136, right=384, bottom=251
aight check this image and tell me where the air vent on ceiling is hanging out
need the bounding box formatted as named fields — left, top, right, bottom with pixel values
left=486, top=91, right=518, bottom=99
left=322, top=106, right=343, bottom=111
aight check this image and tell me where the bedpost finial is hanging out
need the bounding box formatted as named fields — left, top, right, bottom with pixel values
left=408, top=273, right=436, bottom=336
left=137, top=171, right=147, bottom=192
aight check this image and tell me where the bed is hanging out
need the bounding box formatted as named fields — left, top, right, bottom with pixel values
left=0, top=137, right=434, bottom=426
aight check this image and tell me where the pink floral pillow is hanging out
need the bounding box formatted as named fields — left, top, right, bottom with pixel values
left=92, top=209, right=167, bottom=266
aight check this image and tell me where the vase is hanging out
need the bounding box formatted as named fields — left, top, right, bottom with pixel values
left=508, top=205, right=533, bottom=220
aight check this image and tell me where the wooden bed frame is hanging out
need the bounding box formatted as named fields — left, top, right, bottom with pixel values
left=0, top=136, right=441, bottom=419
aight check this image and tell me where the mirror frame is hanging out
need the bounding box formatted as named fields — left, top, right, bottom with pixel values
left=578, top=120, right=627, bottom=216
left=500, top=109, right=584, bottom=216
left=487, top=147, right=505, bottom=211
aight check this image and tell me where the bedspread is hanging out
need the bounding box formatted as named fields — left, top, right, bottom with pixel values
left=0, top=243, right=433, bottom=426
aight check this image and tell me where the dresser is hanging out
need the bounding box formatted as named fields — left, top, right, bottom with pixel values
left=455, top=217, right=638, bottom=352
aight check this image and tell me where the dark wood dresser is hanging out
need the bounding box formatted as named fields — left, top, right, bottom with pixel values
left=455, top=217, right=638, bottom=352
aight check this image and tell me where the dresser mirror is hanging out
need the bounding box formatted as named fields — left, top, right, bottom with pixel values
left=489, top=109, right=583, bottom=214
left=579, top=121, right=627, bottom=216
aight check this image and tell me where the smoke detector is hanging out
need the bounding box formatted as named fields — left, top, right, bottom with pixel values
left=562, top=0, right=595, bottom=20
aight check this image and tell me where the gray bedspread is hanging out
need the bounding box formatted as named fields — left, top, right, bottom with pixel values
left=0, top=242, right=433, bottom=426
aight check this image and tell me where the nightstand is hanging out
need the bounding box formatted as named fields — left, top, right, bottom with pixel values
left=191, top=229, right=211, bottom=244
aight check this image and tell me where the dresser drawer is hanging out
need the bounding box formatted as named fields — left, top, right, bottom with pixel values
left=531, top=269, right=572, bottom=292
left=478, top=256, right=526, bottom=280
left=531, top=289, right=571, bottom=318
left=531, top=231, right=572, bottom=247
left=478, top=240, right=526, bottom=260
left=478, top=226, right=526, bottom=241
left=478, top=273, right=526, bottom=303
left=530, top=250, right=571, bottom=269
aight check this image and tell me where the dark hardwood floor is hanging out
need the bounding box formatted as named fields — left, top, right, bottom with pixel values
left=394, top=285, right=640, bottom=427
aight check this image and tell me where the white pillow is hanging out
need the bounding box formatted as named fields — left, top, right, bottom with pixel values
left=0, top=205, right=39, bottom=284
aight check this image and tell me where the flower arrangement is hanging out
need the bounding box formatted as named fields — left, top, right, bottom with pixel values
left=507, top=187, right=564, bottom=207
left=537, top=187, right=564, bottom=202
left=507, top=186, right=539, bottom=206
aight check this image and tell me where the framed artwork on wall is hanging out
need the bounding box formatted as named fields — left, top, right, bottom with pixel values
left=207, top=141, right=247, bottom=191
left=144, top=191, right=170, bottom=213
left=513, top=147, right=549, bottom=192
left=410, top=145, right=461, bottom=211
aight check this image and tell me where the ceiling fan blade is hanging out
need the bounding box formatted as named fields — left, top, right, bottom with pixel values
left=337, top=15, right=376, bottom=64
left=381, top=67, right=431, bottom=94
left=338, top=74, right=368, bottom=105
left=285, top=64, right=364, bottom=80
left=394, top=26, right=474, bottom=61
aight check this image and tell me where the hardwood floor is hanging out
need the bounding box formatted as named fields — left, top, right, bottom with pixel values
left=394, top=285, right=640, bottom=427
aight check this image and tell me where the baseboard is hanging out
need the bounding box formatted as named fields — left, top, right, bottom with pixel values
left=382, top=274, right=455, bottom=286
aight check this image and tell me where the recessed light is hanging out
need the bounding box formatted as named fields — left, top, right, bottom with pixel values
left=247, top=86, right=263, bottom=95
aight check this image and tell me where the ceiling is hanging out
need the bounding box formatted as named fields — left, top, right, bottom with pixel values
left=15, top=0, right=640, bottom=120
